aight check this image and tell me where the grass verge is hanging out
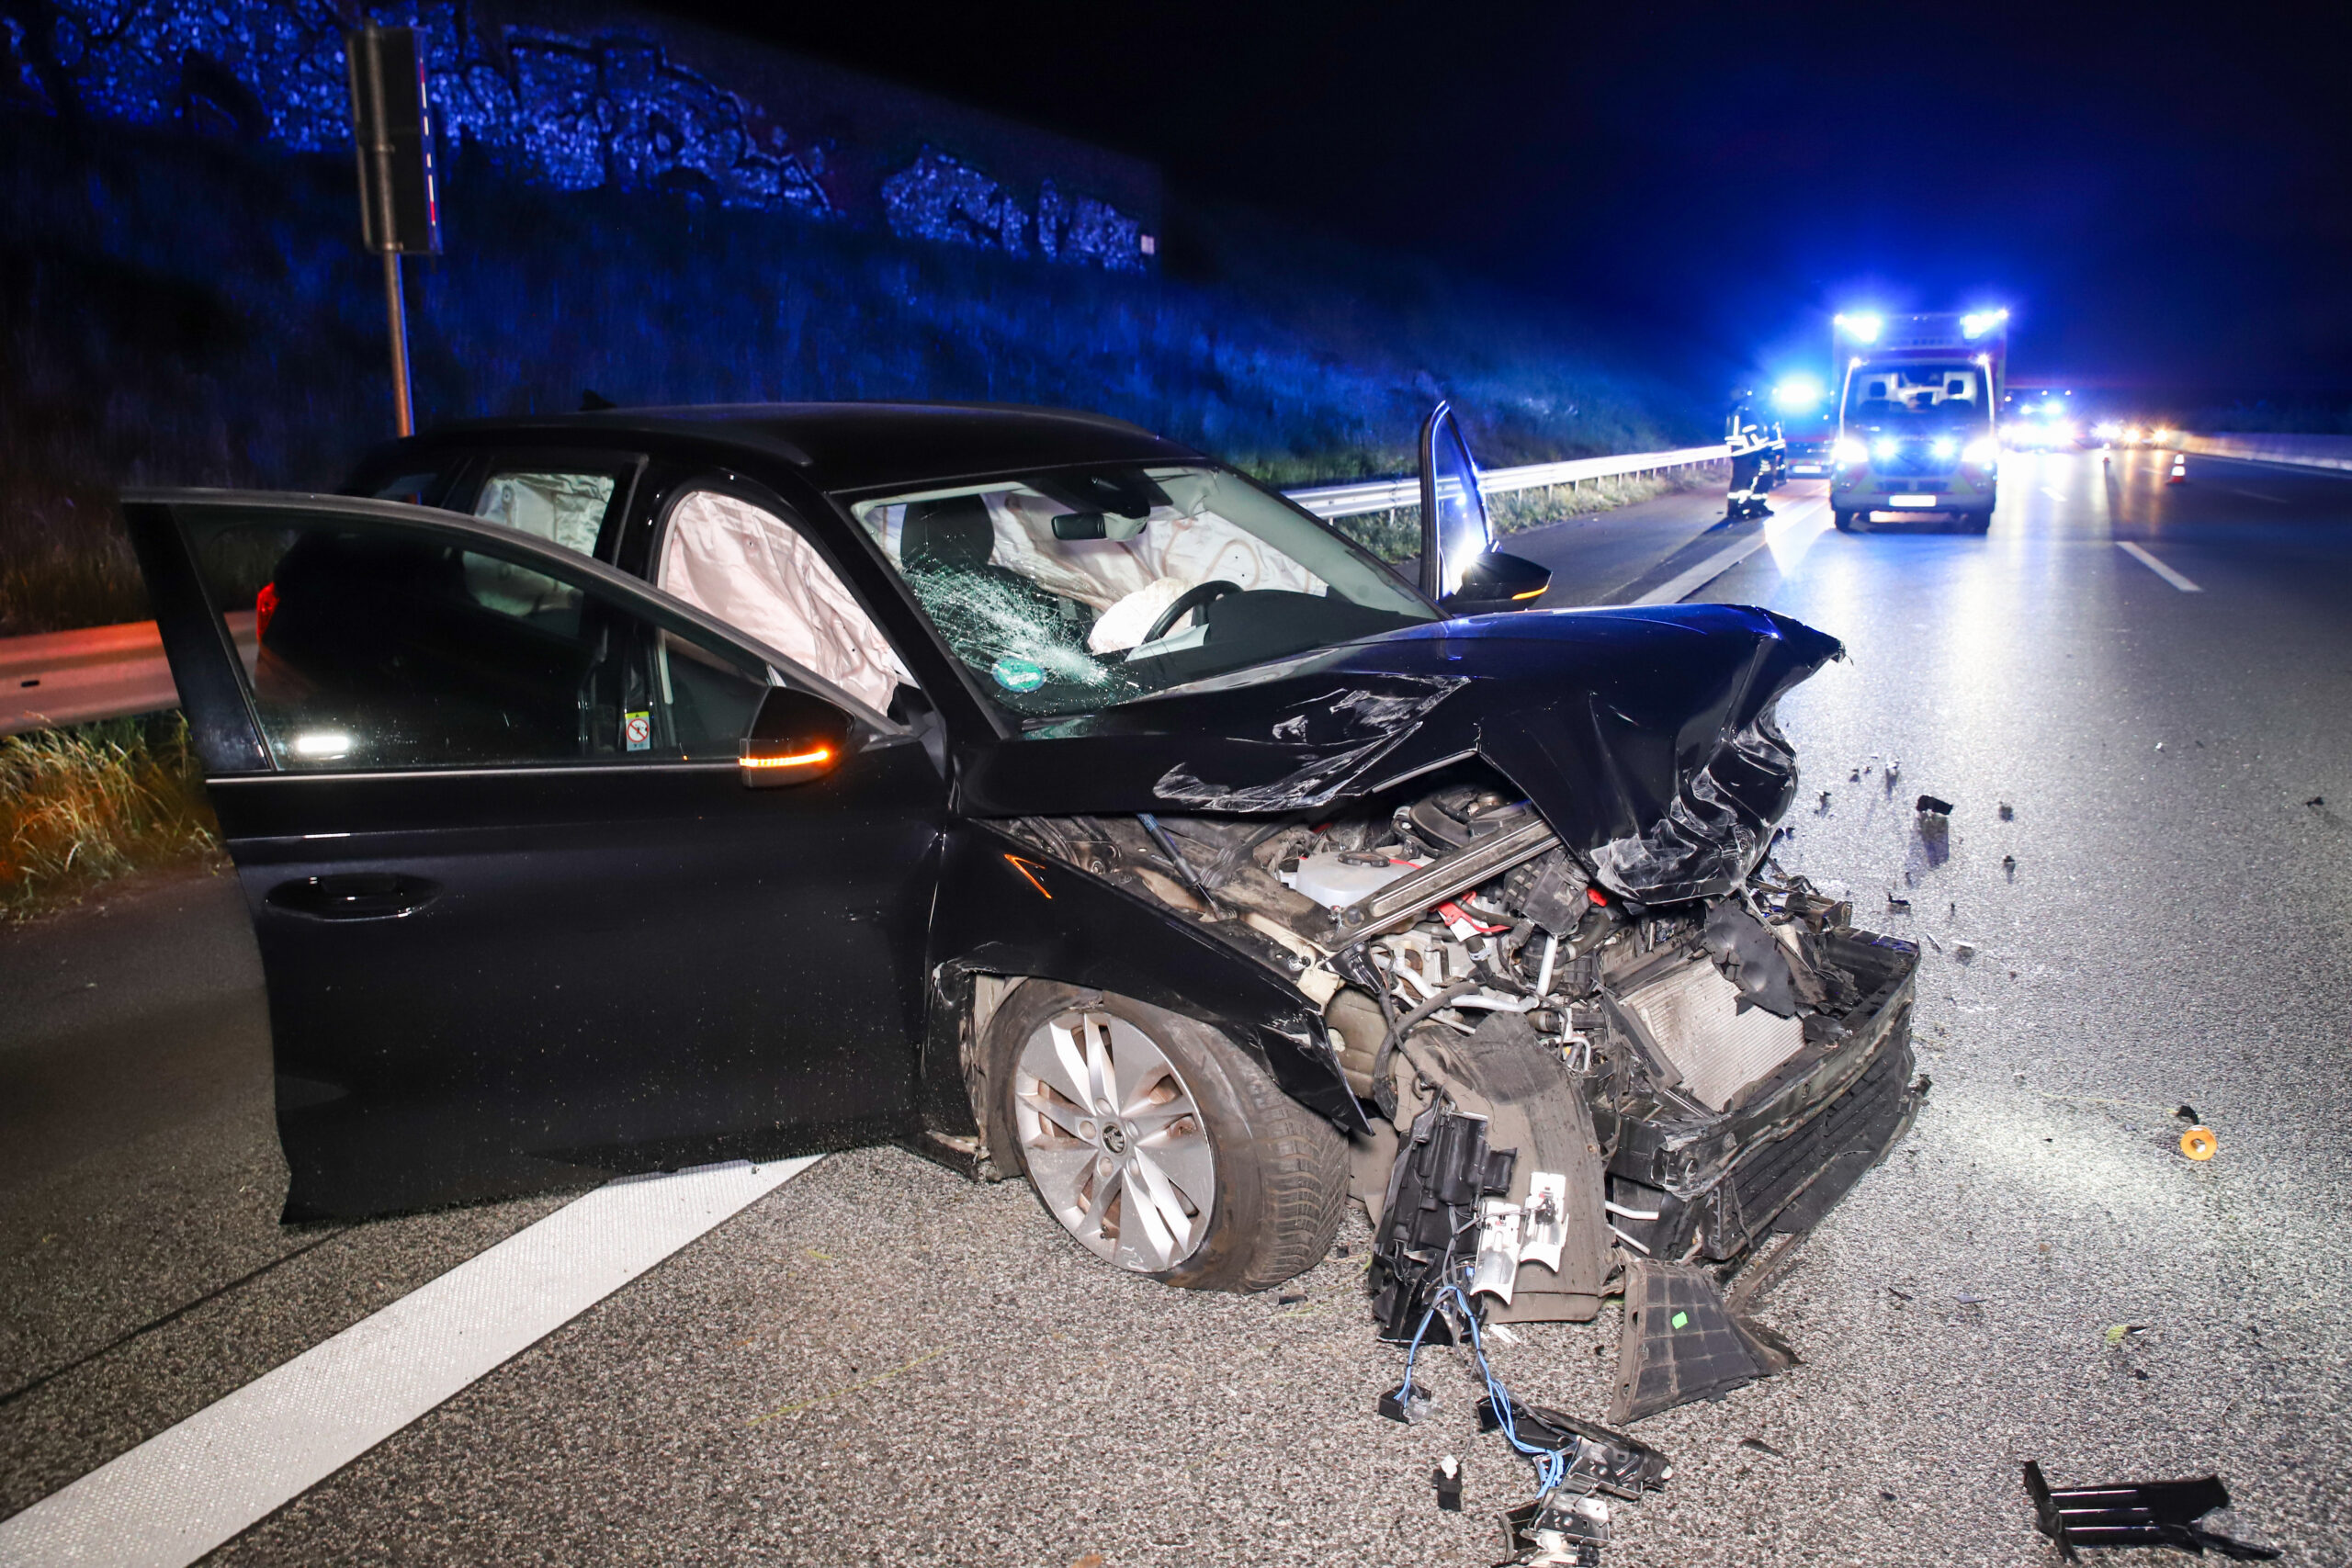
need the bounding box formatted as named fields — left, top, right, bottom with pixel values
left=1, top=713, right=222, bottom=923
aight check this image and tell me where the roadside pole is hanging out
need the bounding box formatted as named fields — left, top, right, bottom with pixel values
left=345, top=25, right=441, bottom=436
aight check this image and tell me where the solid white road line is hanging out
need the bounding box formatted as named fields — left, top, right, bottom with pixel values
left=2117, top=541, right=2203, bottom=592
left=1634, top=499, right=1826, bottom=605
left=0, top=1157, right=819, bottom=1568
left=2041, top=485, right=2066, bottom=501
left=1635, top=537, right=1767, bottom=605
left=2225, top=488, right=2288, bottom=503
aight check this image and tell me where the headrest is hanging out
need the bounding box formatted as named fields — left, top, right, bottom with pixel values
left=901, top=496, right=996, bottom=572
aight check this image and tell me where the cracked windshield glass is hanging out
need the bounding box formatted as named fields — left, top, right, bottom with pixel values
left=851, top=464, right=1436, bottom=716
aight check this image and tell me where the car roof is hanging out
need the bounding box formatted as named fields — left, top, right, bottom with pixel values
left=423, top=401, right=1204, bottom=492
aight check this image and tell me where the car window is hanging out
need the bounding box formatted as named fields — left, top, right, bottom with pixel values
left=187, top=511, right=769, bottom=772
left=655, top=489, right=910, bottom=715
left=849, top=463, right=1436, bottom=717
left=472, top=469, right=619, bottom=556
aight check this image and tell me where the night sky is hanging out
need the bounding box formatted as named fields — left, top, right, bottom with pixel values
left=654, top=0, right=2351, bottom=405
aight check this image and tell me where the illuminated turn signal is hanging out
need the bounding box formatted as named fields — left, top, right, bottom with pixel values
left=1510, top=586, right=1548, bottom=601
left=741, top=746, right=831, bottom=771
left=739, top=687, right=853, bottom=788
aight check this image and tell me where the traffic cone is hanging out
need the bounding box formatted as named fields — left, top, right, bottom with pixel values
left=2166, top=453, right=2187, bottom=485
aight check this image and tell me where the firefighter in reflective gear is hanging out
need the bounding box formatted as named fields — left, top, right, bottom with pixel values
left=1724, top=395, right=1784, bottom=520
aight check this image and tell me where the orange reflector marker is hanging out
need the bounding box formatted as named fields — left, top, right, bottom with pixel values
left=741, top=746, right=832, bottom=770
left=2179, top=1125, right=2216, bottom=1161
left=1003, top=853, right=1053, bottom=898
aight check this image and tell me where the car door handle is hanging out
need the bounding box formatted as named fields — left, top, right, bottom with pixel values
left=267, top=873, right=441, bottom=921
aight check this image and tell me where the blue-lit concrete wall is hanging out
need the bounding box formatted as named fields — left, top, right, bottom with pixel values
left=1, top=0, right=1156, bottom=268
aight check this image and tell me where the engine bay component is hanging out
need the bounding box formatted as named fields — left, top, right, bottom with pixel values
left=2022, top=1461, right=2281, bottom=1561
left=1369, top=1106, right=1517, bottom=1341
left=1476, top=1398, right=1671, bottom=1501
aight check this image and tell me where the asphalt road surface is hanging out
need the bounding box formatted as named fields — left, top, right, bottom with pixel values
left=3, top=447, right=2346, bottom=1565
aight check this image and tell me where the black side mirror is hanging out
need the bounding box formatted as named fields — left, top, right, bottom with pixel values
left=741, top=686, right=853, bottom=787
left=1439, top=549, right=1553, bottom=616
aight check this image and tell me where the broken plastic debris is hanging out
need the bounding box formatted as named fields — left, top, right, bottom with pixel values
left=1739, top=1436, right=1787, bottom=1458
left=1953, top=942, right=1976, bottom=962
left=2179, top=1125, right=2217, bottom=1161
left=1886, top=894, right=1911, bottom=912
left=1433, top=1454, right=1464, bottom=1511
left=2002, top=854, right=2018, bottom=874
left=2103, top=1324, right=2146, bottom=1346
left=2305, top=795, right=2324, bottom=808
left=2174, top=1104, right=2199, bottom=1123
left=2022, top=1461, right=2280, bottom=1560
left=1998, top=801, right=2015, bottom=819
left=1379, top=1382, right=1436, bottom=1424
left=1915, top=794, right=1954, bottom=816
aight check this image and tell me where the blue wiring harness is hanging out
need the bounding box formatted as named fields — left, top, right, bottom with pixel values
left=1395, top=1279, right=1575, bottom=1495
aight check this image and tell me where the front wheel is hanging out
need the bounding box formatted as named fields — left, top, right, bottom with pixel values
left=1833, top=509, right=1859, bottom=533
left=978, top=982, right=1347, bottom=1292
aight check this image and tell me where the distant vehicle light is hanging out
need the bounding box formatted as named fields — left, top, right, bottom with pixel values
left=1931, top=436, right=1960, bottom=461
left=2093, top=421, right=2123, bottom=441
left=1961, top=310, right=2007, bottom=339
left=1833, top=436, right=1869, bottom=465
left=1871, top=436, right=1898, bottom=461
left=1836, top=312, right=1883, bottom=344
left=1772, top=375, right=1823, bottom=412
left=1964, top=436, right=2000, bottom=466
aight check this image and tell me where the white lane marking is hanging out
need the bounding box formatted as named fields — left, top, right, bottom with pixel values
left=1635, top=536, right=1770, bottom=605
left=2041, top=485, right=2066, bottom=501
left=1634, top=498, right=1826, bottom=605
left=2117, top=541, right=2203, bottom=592
left=0, top=1157, right=819, bottom=1568
left=2226, top=488, right=2288, bottom=503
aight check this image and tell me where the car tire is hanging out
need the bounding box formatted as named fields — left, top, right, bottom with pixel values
left=1833, top=510, right=1859, bottom=533
left=977, top=981, right=1347, bottom=1293
left=1963, top=512, right=1992, bottom=535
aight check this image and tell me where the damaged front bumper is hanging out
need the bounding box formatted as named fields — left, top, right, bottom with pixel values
left=1602, top=929, right=1922, bottom=1265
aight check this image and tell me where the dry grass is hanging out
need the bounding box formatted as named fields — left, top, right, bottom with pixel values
left=0, top=714, right=222, bottom=921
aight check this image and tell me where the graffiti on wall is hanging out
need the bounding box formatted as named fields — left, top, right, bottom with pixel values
left=1, top=0, right=1149, bottom=268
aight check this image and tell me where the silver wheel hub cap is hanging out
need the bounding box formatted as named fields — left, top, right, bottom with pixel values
left=1012, top=1010, right=1216, bottom=1271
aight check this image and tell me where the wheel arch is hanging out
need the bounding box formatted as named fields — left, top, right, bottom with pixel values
left=917, top=820, right=1367, bottom=1176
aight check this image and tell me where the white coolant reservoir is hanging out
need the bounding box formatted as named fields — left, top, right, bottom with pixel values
left=1281, top=852, right=1422, bottom=910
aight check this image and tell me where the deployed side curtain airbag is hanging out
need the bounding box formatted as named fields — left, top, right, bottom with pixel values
left=657, top=491, right=909, bottom=713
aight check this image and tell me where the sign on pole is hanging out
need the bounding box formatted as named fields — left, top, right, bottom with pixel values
left=345, top=26, right=440, bottom=435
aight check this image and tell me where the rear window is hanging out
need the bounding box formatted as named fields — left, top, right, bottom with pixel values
left=472, top=470, right=617, bottom=556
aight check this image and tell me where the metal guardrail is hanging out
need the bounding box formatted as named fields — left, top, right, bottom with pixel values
left=0, top=442, right=1730, bottom=735
left=1285, top=444, right=1727, bottom=519
left=0, top=614, right=256, bottom=738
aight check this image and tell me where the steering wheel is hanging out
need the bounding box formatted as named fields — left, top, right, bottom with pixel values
left=1140, top=580, right=1242, bottom=647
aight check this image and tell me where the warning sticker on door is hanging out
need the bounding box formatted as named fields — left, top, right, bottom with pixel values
left=623, top=710, right=652, bottom=751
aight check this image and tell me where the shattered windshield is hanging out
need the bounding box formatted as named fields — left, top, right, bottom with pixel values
left=1842, top=363, right=1991, bottom=430
left=849, top=464, right=1437, bottom=716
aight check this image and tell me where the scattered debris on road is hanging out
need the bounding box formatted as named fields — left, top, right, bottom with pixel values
left=2103, top=1324, right=2147, bottom=1347
left=1915, top=794, right=1954, bottom=817
left=1999, top=801, right=2016, bottom=819
left=2022, top=1461, right=2281, bottom=1560
left=1433, top=1454, right=1464, bottom=1511
left=2179, top=1125, right=2218, bottom=1161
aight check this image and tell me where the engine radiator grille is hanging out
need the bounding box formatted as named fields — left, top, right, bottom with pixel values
left=1619, top=957, right=1805, bottom=1111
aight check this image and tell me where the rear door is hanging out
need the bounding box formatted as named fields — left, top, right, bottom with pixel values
left=123, top=491, right=945, bottom=1220
left=1419, top=400, right=1494, bottom=602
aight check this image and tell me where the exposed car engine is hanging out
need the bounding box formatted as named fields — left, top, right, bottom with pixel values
left=1008, top=761, right=1921, bottom=1422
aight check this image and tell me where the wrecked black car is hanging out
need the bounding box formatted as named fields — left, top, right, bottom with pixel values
left=123, top=400, right=1918, bottom=1421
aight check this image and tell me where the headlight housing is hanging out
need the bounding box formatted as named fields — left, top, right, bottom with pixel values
left=1832, top=436, right=1868, bottom=466
left=1930, top=436, right=1960, bottom=462
left=1871, top=436, right=1899, bottom=462
left=1963, top=436, right=2000, bottom=466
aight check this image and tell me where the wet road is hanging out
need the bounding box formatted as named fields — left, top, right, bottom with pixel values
left=3, top=447, right=2348, bottom=1565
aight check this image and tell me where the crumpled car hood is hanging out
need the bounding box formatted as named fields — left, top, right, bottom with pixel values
left=956, top=604, right=1844, bottom=905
